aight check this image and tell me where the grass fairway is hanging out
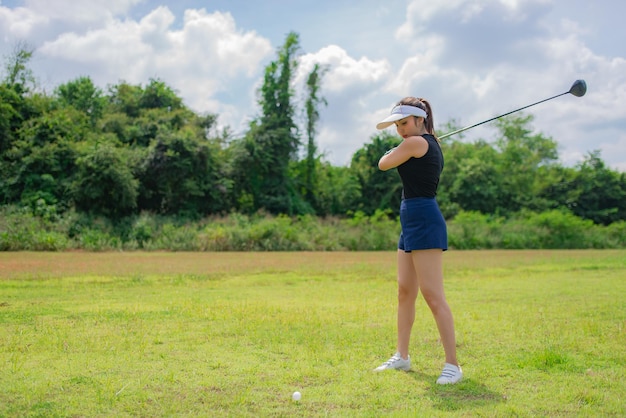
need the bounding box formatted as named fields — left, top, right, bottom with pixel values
left=1, top=250, right=625, bottom=417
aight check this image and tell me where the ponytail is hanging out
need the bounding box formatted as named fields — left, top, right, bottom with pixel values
left=418, top=98, right=437, bottom=140
left=397, top=96, right=439, bottom=142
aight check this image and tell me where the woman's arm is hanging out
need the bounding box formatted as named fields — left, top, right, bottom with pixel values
left=378, top=136, right=429, bottom=171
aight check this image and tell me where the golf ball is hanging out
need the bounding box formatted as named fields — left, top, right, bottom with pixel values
left=292, top=391, right=301, bottom=401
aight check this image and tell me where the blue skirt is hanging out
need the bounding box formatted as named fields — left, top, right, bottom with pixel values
left=398, top=197, right=448, bottom=252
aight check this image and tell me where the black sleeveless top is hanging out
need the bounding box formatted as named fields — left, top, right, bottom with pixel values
left=397, top=134, right=444, bottom=199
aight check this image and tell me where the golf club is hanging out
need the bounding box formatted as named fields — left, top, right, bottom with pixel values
left=438, top=79, right=587, bottom=140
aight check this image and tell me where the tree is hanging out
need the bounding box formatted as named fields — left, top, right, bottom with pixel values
left=2, top=95, right=85, bottom=208
left=2, top=41, right=36, bottom=94
left=437, top=115, right=561, bottom=217
left=140, top=78, right=183, bottom=110
left=569, top=151, right=626, bottom=225
left=302, top=63, right=328, bottom=209
left=234, top=31, right=304, bottom=214
left=448, top=145, right=501, bottom=214
left=137, top=131, right=228, bottom=216
left=314, top=162, right=360, bottom=216
left=534, top=164, right=579, bottom=213
left=1, top=42, right=36, bottom=157
left=71, top=140, right=139, bottom=218
left=0, top=84, right=21, bottom=155
left=438, top=139, right=496, bottom=218
left=107, top=82, right=143, bottom=118
left=16, top=138, right=78, bottom=212
left=103, top=80, right=202, bottom=148
left=55, top=76, right=105, bottom=126
left=18, top=104, right=89, bottom=146
left=350, top=131, right=402, bottom=215
left=493, top=115, right=559, bottom=214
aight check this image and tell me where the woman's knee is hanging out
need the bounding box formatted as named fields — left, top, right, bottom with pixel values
left=421, top=290, right=448, bottom=314
left=398, top=282, right=418, bottom=302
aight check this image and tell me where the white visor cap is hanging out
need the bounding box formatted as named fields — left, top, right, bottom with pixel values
left=376, top=105, right=428, bottom=130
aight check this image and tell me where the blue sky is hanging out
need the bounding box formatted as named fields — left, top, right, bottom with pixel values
left=1, top=0, right=625, bottom=170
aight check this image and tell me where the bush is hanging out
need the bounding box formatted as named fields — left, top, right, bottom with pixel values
left=447, top=209, right=623, bottom=250
left=448, top=211, right=502, bottom=249
left=606, top=221, right=626, bottom=247
left=525, top=210, right=594, bottom=249
left=0, top=206, right=624, bottom=251
left=0, top=206, right=69, bottom=250
left=76, top=228, right=121, bottom=251
left=340, top=210, right=398, bottom=251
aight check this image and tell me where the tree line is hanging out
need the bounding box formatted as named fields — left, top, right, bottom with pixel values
left=1, top=33, right=625, bottom=228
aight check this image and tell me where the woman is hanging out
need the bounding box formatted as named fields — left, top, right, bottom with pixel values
left=373, top=97, right=462, bottom=385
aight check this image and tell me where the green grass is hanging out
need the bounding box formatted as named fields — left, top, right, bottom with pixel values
left=1, top=250, right=625, bottom=417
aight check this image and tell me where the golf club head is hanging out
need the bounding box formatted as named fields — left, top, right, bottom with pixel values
left=569, top=79, right=587, bottom=97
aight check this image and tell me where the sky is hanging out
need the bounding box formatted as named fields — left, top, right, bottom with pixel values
left=1, top=0, right=625, bottom=171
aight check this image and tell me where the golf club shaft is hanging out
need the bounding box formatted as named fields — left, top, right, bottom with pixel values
left=438, top=91, right=570, bottom=140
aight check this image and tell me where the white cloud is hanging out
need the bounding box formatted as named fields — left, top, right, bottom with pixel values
left=22, top=0, right=143, bottom=22
left=0, top=4, right=47, bottom=38
left=32, top=6, right=272, bottom=131
left=298, top=45, right=390, bottom=92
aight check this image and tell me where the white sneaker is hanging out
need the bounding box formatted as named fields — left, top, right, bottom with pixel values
left=374, top=352, right=411, bottom=372
left=436, top=363, right=463, bottom=384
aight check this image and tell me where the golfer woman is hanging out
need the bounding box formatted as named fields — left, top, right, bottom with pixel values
left=373, top=97, right=462, bottom=385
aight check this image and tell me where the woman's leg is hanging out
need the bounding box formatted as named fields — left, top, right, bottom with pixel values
left=397, top=249, right=419, bottom=359
left=411, top=249, right=458, bottom=366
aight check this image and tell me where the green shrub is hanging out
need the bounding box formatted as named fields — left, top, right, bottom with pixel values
left=498, top=217, right=544, bottom=249
left=1, top=205, right=624, bottom=251
left=340, top=210, right=398, bottom=250
left=148, top=223, right=200, bottom=251
left=606, top=221, right=626, bottom=247
left=0, top=206, right=68, bottom=250
left=76, top=228, right=121, bottom=251
left=526, top=210, right=595, bottom=249
left=447, top=209, right=622, bottom=250
left=129, top=212, right=158, bottom=248
left=448, top=211, right=502, bottom=249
